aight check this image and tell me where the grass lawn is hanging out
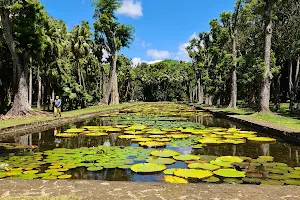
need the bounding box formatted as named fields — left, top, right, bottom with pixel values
left=0, top=102, right=141, bottom=129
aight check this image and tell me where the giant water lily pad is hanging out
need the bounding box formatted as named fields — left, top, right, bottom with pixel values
left=242, top=177, right=262, bottom=184
left=131, top=138, right=153, bottom=142
left=87, top=167, right=103, bottom=171
left=139, top=142, right=166, bottom=147
left=223, top=178, right=243, bottom=184
left=188, top=163, right=220, bottom=171
left=56, top=133, right=77, bottom=138
left=174, top=169, right=213, bottom=179
left=210, top=160, right=232, bottom=167
left=203, top=176, right=220, bottom=183
left=216, top=156, right=243, bottom=163
left=214, top=169, right=246, bottom=178
left=168, top=134, right=190, bottom=139
left=284, top=179, right=300, bottom=186
left=248, top=137, right=276, bottom=142
left=163, top=168, right=178, bottom=175
left=164, top=176, right=188, bottom=184
left=173, top=154, right=200, bottom=161
left=146, top=130, right=167, bottom=135
left=198, top=138, right=223, bottom=144
left=85, top=133, right=108, bottom=137
left=146, top=158, right=176, bottom=165
left=23, top=170, right=39, bottom=174
left=151, top=150, right=180, bottom=158
left=64, top=129, right=85, bottom=133
left=131, top=163, right=166, bottom=173
left=119, top=135, right=143, bottom=139
left=58, top=174, right=72, bottom=179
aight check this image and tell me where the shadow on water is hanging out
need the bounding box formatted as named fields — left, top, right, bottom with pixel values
left=2, top=114, right=300, bottom=182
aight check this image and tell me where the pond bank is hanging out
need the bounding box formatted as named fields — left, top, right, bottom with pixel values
left=0, top=180, right=299, bottom=200
left=197, top=106, right=300, bottom=144
left=0, top=103, right=142, bottom=141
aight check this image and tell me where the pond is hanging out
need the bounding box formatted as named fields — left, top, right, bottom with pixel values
left=1, top=102, right=300, bottom=185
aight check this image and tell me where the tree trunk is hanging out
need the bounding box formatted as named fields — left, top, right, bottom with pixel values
left=29, top=67, right=32, bottom=107
left=110, top=70, right=119, bottom=105
left=292, top=57, right=300, bottom=110
left=101, top=51, right=118, bottom=104
left=37, top=67, right=42, bottom=109
left=228, top=32, right=238, bottom=109
left=249, top=86, right=256, bottom=106
left=1, top=8, right=31, bottom=115
left=289, top=61, right=294, bottom=110
left=197, top=78, right=203, bottom=104
left=259, top=0, right=275, bottom=113
left=274, top=74, right=281, bottom=111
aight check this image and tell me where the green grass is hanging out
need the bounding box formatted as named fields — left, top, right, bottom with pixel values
left=0, top=102, right=141, bottom=129
left=0, top=196, right=82, bottom=200
left=250, top=113, right=300, bottom=131
left=220, top=108, right=255, bottom=115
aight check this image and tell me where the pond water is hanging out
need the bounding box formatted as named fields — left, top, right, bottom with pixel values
left=1, top=103, right=300, bottom=185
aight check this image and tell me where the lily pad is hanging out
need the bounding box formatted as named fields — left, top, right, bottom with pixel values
left=216, top=156, right=243, bottom=163
left=151, top=150, right=180, bottom=158
left=284, top=179, right=300, bottom=186
left=242, top=177, right=262, bottom=184
left=163, top=168, right=178, bottom=175
left=214, top=169, right=246, bottom=178
left=23, top=170, right=39, bottom=174
left=146, top=158, right=176, bottom=165
left=131, top=163, right=166, bottom=173
left=56, top=133, right=77, bottom=138
left=248, top=137, right=276, bottom=142
left=173, top=154, right=200, bottom=161
left=210, top=160, right=232, bottom=167
left=164, top=176, right=188, bottom=184
left=85, top=133, right=108, bottom=137
left=119, top=135, right=143, bottom=139
left=139, top=142, right=166, bottom=147
left=188, top=163, right=220, bottom=171
left=58, top=174, right=72, bottom=179
left=223, top=178, right=243, bottom=184
left=203, top=176, right=220, bottom=183
left=174, top=169, right=213, bottom=179
left=192, top=144, right=204, bottom=149
left=87, top=167, right=103, bottom=171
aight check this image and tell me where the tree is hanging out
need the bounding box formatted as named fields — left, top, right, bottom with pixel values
left=93, top=0, right=134, bottom=105
left=0, top=0, right=44, bottom=115
left=259, top=0, right=277, bottom=112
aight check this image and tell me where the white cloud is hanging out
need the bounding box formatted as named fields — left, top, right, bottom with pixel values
left=102, top=49, right=109, bottom=61
left=147, top=60, right=162, bottom=65
left=131, top=57, right=162, bottom=67
left=174, top=32, right=197, bottom=62
left=117, top=0, right=143, bottom=19
left=147, top=49, right=170, bottom=59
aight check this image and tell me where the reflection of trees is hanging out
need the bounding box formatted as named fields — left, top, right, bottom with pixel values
left=261, top=144, right=270, bottom=156
left=296, top=150, right=299, bottom=164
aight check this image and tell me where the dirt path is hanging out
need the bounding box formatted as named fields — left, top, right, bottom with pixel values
left=0, top=180, right=299, bottom=200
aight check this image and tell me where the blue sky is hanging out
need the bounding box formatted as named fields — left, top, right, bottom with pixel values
left=40, top=0, right=236, bottom=65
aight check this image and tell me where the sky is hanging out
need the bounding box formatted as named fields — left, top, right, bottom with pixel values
left=40, top=0, right=236, bottom=65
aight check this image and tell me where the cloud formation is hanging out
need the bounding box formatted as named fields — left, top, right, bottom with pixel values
left=174, top=32, right=197, bottom=62
left=117, top=0, right=143, bottom=19
left=147, top=49, right=171, bottom=59
left=131, top=57, right=162, bottom=67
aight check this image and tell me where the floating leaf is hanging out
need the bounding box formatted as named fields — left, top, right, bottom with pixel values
left=163, top=168, right=178, bottom=175
left=146, top=158, right=176, bottom=165
left=214, top=169, right=246, bottom=178
left=58, top=174, right=72, bottom=179
left=164, top=176, right=188, bottom=184
left=131, top=163, right=166, bottom=173
left=119, top=135, right=143, bottom=139
left=23, top=170, right=39, bottom=174
left=139, top=142, right=166, bottom=147
left=242, top=177, right=262, bottom=184
left=56, top=133, right=77, bottom=138
left=174, top=169, right=213, bottom=179
left=87, top=167, right=103, bottom=171
left=223, top=178, right=243, bottom=184
left=151, top=150, right=180, bottom=158
left=210, top=160, right=232, bottom=167
left=216, top=156, right=243, bottom=163
left=173, top=154, right=200, bottom=161
left=203, top=176, right=220, bottom=183
left=284, top=179, right=300, bottom=186
left=248, top=137, right=276, bottom=142
left=188, top=163, right=220, bottom=171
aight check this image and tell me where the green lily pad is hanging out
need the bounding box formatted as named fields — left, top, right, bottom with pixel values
left=257, top=156, right=274, bottom=162
left=163, top=168, right=178, bottom=175
left=87, top=167, right=103, bottom=171
left=146, top=158, right=176, bottom=165
left=56, top=133, right=77, bottom=138
left=164, top=176, right=188, bottom=184
left=188, top=163, right=220, bottom=171
left=131, top=163, right=166, bottom=173
left=131, top=138, right=153, bottom=142
left=202, top=176, right=220, bottom=183
left=118, top=165, right=132, bottom=169
left=64, top=129, right=85, bottom=133
left=49, top=165, right=62, bottom=169
left=210, top=160, right=232, bottom=167
left=268, top=168, right=287, bottom=174
left=58, top=174, right=72, bottom=179
left=284, top=179, right=300, bottom=185
left=151, top=150, right=180, bottom=158
left=85, top=133, right=108, bottom=137
left=23, top=170, right=39, bottom=174
left=168, top=134, right=190, bottom=139
left=174, top=169, right=213, bottom=179
left=216, top=156, right=243, bottom=163
left=139, top=141, right=166, bottom=147
left=42, top=176, right=57, bottom=180
left=214, top=169, right=246, bottom=178
left=119, top=135, right=143, bottom=139
left=192, top=144, right=204, bottom=149
left=223, top=178, right=243, bottom=184
left=18, top=174, right=38, bottom=179
left=173, top=154, right=200, bottom=161
left=261, top=179, right=283, bottom=185
left=287, top=173, right=300, bottom=179
left=248, top=137, right=276, bottom=142
left=242, top=177, right=263, bottom=184
left=146, top=130, right=167, bottom=135
left=267, top=174, right=287, bottom=180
